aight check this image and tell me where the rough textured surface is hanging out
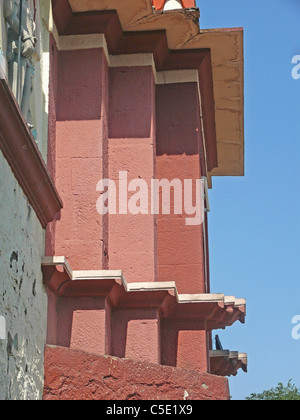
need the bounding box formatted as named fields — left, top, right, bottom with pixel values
left=43, top=345, right=230, bottom=400
left=108, top=66, right=157, bottom=284
left=66, top=0, right=244, bottom=178
left=50, top=47, right=109, bottom=271
left=156, top=83, right=206, bottom=294
left=0, top=151, right=47, bottom=400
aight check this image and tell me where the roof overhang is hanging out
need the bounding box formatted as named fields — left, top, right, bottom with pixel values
left=51, top=0, right=244, bottom=179
left=187, top=28, right=244, bottom=178
left=210, top=350, right=248, bottom=377
left=42, top=257, right=246, bottom=330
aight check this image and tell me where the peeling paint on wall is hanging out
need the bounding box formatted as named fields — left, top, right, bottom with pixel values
left=0, top=150, right=47, bottom=400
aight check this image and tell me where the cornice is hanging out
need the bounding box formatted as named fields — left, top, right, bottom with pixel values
left=55, top=0, right=244, bottom=180
left=0, top=79, right=63, bottom=228
left=42, top=256, right=246, bottom=330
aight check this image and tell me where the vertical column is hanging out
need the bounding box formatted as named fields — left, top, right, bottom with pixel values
left=53, top=48, right=109, bottom=271
left=108, top=66, right=157, bottom=283
left=157, top=82, right=209, bottom=372
left=156, top=82, right=206, bottom=294
left=161, top=320, right=209, bottom=372
left=46, top=35, right=59, bottom=257
left=110, top=308, right=161, bottom=364
left=107, top=65, right=158, bottom=364
left=176, top=330, right=208, bottom=372
left=56, top=297, right=107, bottom=355
left=45, top=44, right=109, bottom=353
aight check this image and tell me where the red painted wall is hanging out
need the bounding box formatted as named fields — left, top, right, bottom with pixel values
left=45, top=41, right=213, bottom=387
left=43, top=345, right=230, bottom=400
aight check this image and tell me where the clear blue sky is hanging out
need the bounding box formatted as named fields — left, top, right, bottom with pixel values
left=197, top=0, right=300, bottom=400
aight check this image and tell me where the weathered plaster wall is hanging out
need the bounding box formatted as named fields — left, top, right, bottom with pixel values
left=0, top=150, right=47, bottom=400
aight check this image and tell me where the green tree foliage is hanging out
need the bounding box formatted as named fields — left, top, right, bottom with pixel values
left=245, top=380, right=300, bottom=400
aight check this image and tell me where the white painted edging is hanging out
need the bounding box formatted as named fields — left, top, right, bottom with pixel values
left=42, top=256, right=246, bottom=309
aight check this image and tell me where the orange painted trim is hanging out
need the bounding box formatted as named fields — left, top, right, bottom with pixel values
left=0, top=79, right=63, bottom=228
left=152, top=0, right=195, bottom=10
left=182, top=0, right=196, bottom=8
left=152, top=0, right=168, bottom=10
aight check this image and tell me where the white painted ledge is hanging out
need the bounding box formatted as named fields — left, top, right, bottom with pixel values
left=42, top=256, right=246, bottom=309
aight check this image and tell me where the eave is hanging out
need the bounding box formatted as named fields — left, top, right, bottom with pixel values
left=0, top=77, right=63, bottom=228
left=51, top=0, right=244, bottom=179
left=210, top=350, right=248, bottom=377
left=42, top=256, right=246, bottom=330
left=186, top=28, right=244, bottom=178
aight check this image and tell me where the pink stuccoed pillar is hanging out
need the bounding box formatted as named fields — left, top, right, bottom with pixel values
left=107, top=65, right=159, bottom=363
left=46, top=43, right=110, bottom=354
left=109, top=308, right=161, bottom=364
left=51, top=47, right=109, bottom=271
left=108, top=66, right=157, bottom=284
left=156, top=82, right=207, bottom=295
left=156, top=82, right=209, bottom=372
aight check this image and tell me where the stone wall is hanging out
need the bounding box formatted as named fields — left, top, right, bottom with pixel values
left=0, top=151, right=47, bottom=400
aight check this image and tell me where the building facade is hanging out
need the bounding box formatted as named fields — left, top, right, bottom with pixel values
left=0, top=0, right=246, bottom=400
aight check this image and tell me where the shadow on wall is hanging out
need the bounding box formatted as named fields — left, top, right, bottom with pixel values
left=56, top=49, right=105, bottom=122
left=51, top=295, right=207, bottom=370
left=109, top=67, right=154, bottom=139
